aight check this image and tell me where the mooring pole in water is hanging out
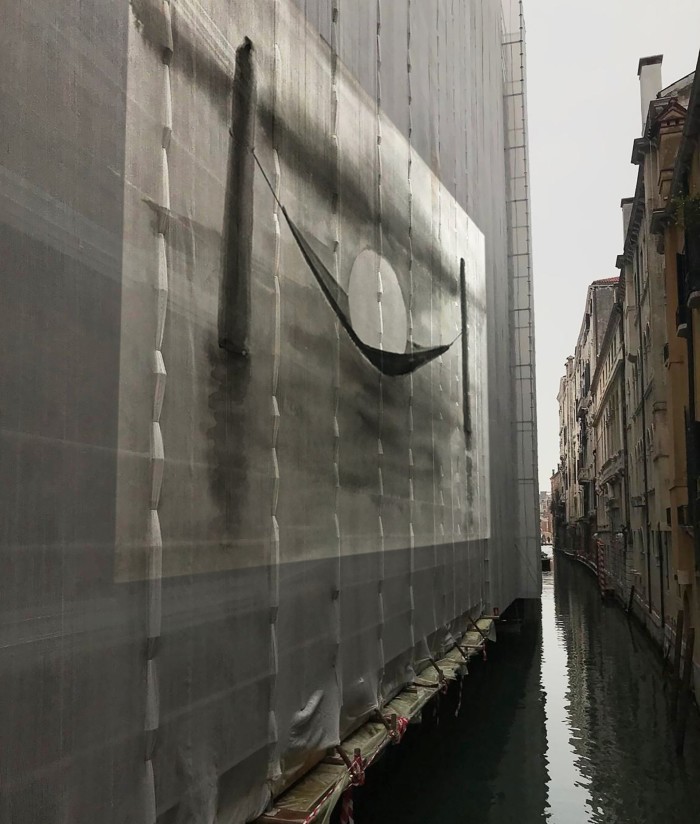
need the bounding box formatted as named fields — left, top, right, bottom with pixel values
left=671, top=609, right=685, bottom=719
left=626, top=584, right=635, bottom=616
left=675, top=627, right=696, bottom=755
left=596, top=542, right=606, bottom=597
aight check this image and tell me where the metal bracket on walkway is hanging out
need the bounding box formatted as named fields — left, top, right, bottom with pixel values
left=429, top=658, right=449, bottom=693
left=373, top=710, right=409, bottom=744
left=335, top=746, right=366, bottom=786
left=466, top=614, right=491, bottom=643
left=452, top=642, right=470, bottom=661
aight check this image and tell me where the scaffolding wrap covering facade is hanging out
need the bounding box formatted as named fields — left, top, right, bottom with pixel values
left=0, top=1, right=539, bottom=821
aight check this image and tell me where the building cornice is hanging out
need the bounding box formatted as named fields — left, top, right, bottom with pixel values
left=631, top=136, right=651, bottom=165
left=621, top=78, right=695, bottom=255
left=669, top=53, right=700, bottom=201
left=619, top=171, right=645, bottom=264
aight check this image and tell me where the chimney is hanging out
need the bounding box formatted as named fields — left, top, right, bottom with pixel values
left=638, top=55, right=663, bottom=127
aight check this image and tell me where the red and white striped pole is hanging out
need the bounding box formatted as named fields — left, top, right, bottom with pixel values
left=596, top=540, right=606, bottom=595
left=339, top=787, right=354, bottom=824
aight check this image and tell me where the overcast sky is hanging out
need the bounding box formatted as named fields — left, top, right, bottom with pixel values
left=525, top=0, right=700, bottom=491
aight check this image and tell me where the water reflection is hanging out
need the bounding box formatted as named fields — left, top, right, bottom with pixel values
left=552, top=558, right=700, bottom=823
left=351, top=556, right=700, bottom=823
left=542, top=568, right=595, bottom=822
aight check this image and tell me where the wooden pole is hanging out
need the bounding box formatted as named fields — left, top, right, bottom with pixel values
left=671, top=609, right=685, bottom=719
left=626, top=584, right=635, bottom=616
left=675, top=627, right=696, bottom=755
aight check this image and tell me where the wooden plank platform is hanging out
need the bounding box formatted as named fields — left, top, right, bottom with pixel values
left=257, top=618, right=495, bottom=823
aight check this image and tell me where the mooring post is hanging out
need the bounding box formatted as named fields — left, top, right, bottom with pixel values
left=675, top=627, right=696, bottom=755
left=671, top=609, right=685, bottom=719
left=626, top=584, right=635, bottom=616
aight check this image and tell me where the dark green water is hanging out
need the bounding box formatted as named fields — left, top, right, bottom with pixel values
left=352, top=556, right=700, bottom=823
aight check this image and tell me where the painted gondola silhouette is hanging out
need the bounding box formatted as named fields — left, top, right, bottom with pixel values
left=251, top=151, right=456, bottom=377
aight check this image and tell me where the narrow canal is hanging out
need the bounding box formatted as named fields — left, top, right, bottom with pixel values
left=352, top=555, right=700, bottom=823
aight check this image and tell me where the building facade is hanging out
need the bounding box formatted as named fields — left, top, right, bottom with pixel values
left=616, top=58, right=696, bottom=641
left=539, top=491, right=553, bottom=544
left=590, top=295, right=628, bottom=595
left=554, top=281, right=617, bottom=564
left=556, top=357, right=578, bottom=544
left=577, top=279, right=619, bottom=568
left=653, top=50, right=700, bottom=694
left=556, top=53, right=700, bottom=695
left=550, top=467, right=566, bottom=549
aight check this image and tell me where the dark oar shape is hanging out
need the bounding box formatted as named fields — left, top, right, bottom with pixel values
left=220, top=37, right=256, bottom=355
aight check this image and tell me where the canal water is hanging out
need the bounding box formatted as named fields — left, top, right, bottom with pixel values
left=352, top=555, right=700, bottom=823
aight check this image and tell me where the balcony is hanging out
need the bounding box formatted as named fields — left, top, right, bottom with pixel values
left=576, top=452, right=586, bottom=477
left=578, top=470, right=592, bottom=484
left=600, top=450, right=624, bottom=484
left=677, top=305, right=689, bottom=338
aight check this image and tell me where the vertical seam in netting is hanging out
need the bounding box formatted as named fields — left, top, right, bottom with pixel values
left=144, top=2, right=172, bottom=818
left=450, top=0, right=458, bottom=621
left=407, top=0, right=415, bottom=652
left=331, top=0, right=342, bottom=707
left=376, top=0, right=385, bottom=684
left=475, top=2, right=487, bottom=614
left=436, top=0, right=446, bottom=627
left=269, top=0, right=282, bottom=781
left=427, top=1, right=437, bottom=633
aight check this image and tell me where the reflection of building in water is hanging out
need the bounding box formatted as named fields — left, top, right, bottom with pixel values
left=553, top=573, right=592, bottom=754
left=554, top=559, right=700, bottom=821
left=484, top=624, right=548, bottom=822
